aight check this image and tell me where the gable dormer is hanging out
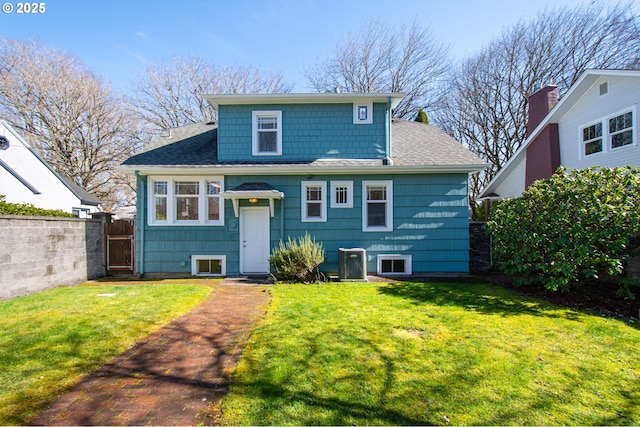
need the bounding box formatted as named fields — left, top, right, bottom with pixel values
left=206, top=93, right=404, bottom=162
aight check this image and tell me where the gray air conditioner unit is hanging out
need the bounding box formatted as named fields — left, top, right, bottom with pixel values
left=338, top=248, right=367, bottom=281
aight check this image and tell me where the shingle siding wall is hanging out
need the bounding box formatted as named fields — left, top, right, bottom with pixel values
left=137, top=173, right=470, bottom=276
left=217, top=103, right=387, bottom=161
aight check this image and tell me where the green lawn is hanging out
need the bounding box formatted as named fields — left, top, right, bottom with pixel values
left=0, top=281, right=212, bottom=425
left=220, top=282, right=640, bottom=426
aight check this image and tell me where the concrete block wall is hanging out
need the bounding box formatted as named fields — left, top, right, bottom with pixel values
left=0, top=215, right=106, bottom=299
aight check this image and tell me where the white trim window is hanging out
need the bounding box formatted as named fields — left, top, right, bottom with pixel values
left=192, top=255, right=226, bottom=276
left=252, top=110, right=282, bottom=156
left=609, top=111, right=633, bottom=149
left=353, top=102, right=373, bottom=124
left=582, top=121, right=603, bottom=156
left=581, top=107, right=635, bottom=157
left=148, top=177, right=224, bottom=225
left=175, top=181, right=199, bottom=221
left=301, top=181, right=327, bottom=222
left=331, top=180, right=353, bottom=208
left=152, top=180, right=168, bottom=222
left=362, top=180, right=393, bottom=231
left=377, top=254, right=412, bottom=275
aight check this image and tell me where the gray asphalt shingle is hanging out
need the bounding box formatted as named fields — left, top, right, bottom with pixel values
left=122, top=119, right=483, bottom=168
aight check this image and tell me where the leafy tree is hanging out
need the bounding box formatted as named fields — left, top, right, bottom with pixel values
left=0, top=38, right=142, bottom=209
left=488, top=167, right=640, bottom=296
left=304, top=19, right=450, bottom=120
left=132, top=55, right=292, bottom=130
left=435, top=1, right=640, bottom=204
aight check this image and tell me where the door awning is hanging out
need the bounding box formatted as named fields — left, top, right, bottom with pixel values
left=221, top=182, right=284, bottom=217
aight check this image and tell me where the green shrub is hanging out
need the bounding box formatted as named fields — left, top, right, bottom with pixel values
left=0, top=195, right=76, bottom=217
left=488, top=166, right=640, bottom=294
left=269, top=232, right=325, bottom=283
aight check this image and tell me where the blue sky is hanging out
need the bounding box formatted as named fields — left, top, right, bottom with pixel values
left=1, top=0, right=619, bottom=94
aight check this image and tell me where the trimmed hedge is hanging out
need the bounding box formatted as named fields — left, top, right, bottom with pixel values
left=0, top=195, right=76, bottom=218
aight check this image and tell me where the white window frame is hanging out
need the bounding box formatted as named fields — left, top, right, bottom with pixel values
left=191, top=255, right=226, bottom=277
left=362, top=180, right=393, bottom=232
left=331, top=180, right=353, bottom=208
left=301, top=181, right=327, bottom=222
left=353, top=102, right=373, bottom=124
left=580, top=119, right=604, bottom=157
left=377, top=254, right=412, bottom=276
left=148, top=176, right=224, bottom=226
left=580, top=106, right=636, bottom=158
left=252, top=110, right=282, bottom=156
left=608, top=108, right=634, bottom=150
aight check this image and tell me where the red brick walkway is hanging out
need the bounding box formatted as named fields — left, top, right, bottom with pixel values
left=32, top=281, right=271, bottom=426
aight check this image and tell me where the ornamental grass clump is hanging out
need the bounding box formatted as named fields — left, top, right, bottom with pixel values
left=269, top=232, right=325, bottom=283
left=488, top=166, right=640, bottom=296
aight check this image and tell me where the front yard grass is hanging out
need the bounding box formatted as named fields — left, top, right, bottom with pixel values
left=220, top=282, right=640, bottom=426
left=0, top=280, right=212, bottom=425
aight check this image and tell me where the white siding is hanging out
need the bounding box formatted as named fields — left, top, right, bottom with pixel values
left=558, top=75, right=640, bottom=170
left=0, top=123, right=93, bottom=213
left=491, top=154, right=526, bottom=199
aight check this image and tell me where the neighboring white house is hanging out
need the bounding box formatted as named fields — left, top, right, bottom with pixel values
left=480, top=69, right=640, bottom=200
left=0, top=121, right=101, bottom=216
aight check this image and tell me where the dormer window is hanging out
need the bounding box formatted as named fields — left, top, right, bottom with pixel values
left=353, top=102, right=373, bottom=124
left=0, top=136, right=8, bottom=150
left=252, top=111, right=282, bottom=156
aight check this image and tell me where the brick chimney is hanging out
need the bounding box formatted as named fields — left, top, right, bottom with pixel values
left=524, top=85, right=560, bottom=188
left=527, top=85, right=558, bottom=136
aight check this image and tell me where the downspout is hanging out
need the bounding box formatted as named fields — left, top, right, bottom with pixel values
left=384, top=96, right=392, bottom=164
left=280, top=197, right=284, bottom=241
left=135, top=171, right=145, bottom=277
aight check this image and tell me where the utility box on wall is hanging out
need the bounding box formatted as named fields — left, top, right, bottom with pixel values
left=338, top=248, right=367, bottom=282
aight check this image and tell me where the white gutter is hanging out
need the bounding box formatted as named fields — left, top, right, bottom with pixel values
left=120, top=163, right=487, bottom=176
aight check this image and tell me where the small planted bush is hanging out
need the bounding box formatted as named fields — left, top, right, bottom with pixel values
left=488, top=166, right=640, bottom=295
left=269, top=232, right=325, bottom=283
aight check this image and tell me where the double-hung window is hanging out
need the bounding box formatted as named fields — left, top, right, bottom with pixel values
left=301, top=181, right=326, bottom=222
left=609, top=111, right=633, bottom=149
left=362, top=180, right=393, bottom=231
left=582, top=122, right=603, bottom=155
left=175, top=181, right=199, bottom=221
left=252, top=111, right=282, bottom=156
left=148, top=177, right=224, bottom=225
left=581, top=108, right=635, bottom=157
left=153, top=181, right=168, bottom=221
left=206, top=180, right=222, bottom=221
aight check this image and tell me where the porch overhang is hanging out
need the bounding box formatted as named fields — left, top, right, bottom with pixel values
left=221, top=182, right=284, bottom=217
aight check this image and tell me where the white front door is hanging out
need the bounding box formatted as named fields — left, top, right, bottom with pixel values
left=240, top=207, right=271, bottom=274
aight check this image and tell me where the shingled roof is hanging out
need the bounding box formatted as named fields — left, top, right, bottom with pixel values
left=121, top=119, right=484, bottom=171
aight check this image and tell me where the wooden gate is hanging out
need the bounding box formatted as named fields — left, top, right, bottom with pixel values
left=105, top=219, right=134, bottom=273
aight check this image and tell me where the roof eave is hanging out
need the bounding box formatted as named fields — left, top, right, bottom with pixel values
left=205, top=92, right=406, bottom=110
left=120, top=163, right=487, bottom=176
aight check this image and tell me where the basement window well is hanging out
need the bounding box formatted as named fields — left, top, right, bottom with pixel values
left=192, top=255, right=226, bottom=276
left=377, top=254, right=412, bottom=275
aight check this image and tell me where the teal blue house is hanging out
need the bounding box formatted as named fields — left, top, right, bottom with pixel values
left=121, top=93, right=485, bottom=278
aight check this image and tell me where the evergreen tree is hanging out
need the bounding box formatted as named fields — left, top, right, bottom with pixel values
left=415, top=109, right=429, bottom=124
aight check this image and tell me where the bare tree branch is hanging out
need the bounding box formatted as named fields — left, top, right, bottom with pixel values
left=0, top=38, right=142, bottom=209
left=131, top=55, right=293, bottom=131
left=304, top=19, right=450, bottom=119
